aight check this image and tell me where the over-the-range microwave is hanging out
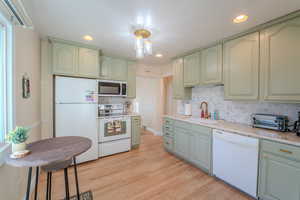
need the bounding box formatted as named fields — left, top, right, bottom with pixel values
left=98, top=80, right=127, bottom=97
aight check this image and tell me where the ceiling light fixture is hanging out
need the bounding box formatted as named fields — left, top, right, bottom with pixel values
left=233, top=14, right=248, bottom=23
left=132, top=26, right=153, bottom=59
left=155, top=53, right=163, bottom=58
left=83, top=35, right=93, bottom=41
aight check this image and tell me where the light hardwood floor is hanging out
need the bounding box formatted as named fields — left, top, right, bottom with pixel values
left=35, top=131, right=253, bottom=200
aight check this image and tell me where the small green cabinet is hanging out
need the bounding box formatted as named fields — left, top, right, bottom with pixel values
left=223, top=32, right=259, bottom=100
left=183, top=52, right=201, bottom=87
left=78, top=47, right=100, bottom=78
left=52, top=42, right=78, bottom=75
left=111, top=58, right=128, bottom=81
left=189, top=126, right=211, bottom=172
left=131, top=116, right=141, bottom=148
left=172, top=58, right=191, bottom=100
left=259, top=140, right=300, bottom=200
left=174, top=127, right=190, bottom=160
left=99, top=56, right=111, bottom=79
left=100, top=56, right=128, bottom=81
left=127, top=61, right=136, bottom=98
left=201, top=44, right=223, bottom=85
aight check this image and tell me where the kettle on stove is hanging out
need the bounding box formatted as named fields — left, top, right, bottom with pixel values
left=293, top=112, right=300, bottom=136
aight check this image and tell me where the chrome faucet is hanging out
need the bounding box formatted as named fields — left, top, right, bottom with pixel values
left=200, top=101, right=209, bottom=119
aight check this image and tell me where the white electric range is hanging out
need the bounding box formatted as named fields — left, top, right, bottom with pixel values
left=98, top=104, right=131, bottom=157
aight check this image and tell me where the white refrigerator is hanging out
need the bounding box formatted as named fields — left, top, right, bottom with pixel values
left=55, top=76, right=98, bottom=164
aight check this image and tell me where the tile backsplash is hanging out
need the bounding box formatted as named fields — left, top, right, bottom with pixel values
left=178, top=85, right=300, bottom=125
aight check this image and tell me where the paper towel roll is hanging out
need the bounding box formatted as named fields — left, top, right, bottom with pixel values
left=184, top=104, right=192, bottom=116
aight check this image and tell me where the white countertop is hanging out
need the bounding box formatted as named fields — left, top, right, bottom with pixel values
left=164, top=115, right=300, bottom=147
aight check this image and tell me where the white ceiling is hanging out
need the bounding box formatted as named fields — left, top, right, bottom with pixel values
left=24, top=0, right=300, bottom=65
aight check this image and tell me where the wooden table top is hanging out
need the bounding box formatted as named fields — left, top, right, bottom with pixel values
left=5, top=136, right=91, bottom=167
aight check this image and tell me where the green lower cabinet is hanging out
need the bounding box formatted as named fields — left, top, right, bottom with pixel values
left=172, top=58, right=192, bottom=100
left=131, top=116, right=141, bottom=149
left=259, top=141, right=300, bottom=200
left=174, top=127, right=191, bottom=160
left=171, top=121, right=212, bottom=173
left=189, top=132, right=211, bottom=172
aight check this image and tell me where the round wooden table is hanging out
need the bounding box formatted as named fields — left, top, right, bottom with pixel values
left=6, top=136, right=92, bottom=200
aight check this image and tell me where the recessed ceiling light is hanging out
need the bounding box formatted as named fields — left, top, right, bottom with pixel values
left=233, top=15, right=248, bottom=23
left=155, top=53, right=163, bottom=58
left=83, top=35, right=93, bottom=41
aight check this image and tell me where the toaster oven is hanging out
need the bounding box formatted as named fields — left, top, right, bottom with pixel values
left=252, top=114, right=289, bottom=132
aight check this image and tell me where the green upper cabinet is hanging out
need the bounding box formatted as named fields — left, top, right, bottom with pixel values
left=111, top=58, right=128, bottom=81
left=201, top=44, right=223, bottom=85
left=52, top=41, right=101, bottom=78
left=259, top=140, right=300, bottom=200
left=100, top=56, right=128, bottom=81
left=172, top=58, right=191, bottom=100
left=223, top=32, right=259, bottom=100
left=100, top=56, right=112, bottom=79
left=127, top=61, right=136, bottom=98
left=52, top=42, right=78, bottom=75
left=260, top=16, right=300, bottom=103
left=183, top=52, right=201, bottom=87
left=78, top=47, right=100, bottom=78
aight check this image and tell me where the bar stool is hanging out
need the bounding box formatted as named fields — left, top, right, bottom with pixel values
left=42, top=157, right=81, bottom=200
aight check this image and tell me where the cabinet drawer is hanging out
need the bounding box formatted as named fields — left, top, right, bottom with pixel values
left=164, top=124, right=173, bottom=133
left=164, top=118, right=174, bottom=126
left=164, top=129, right=174, bottom=138
left=261, top=140, right=300, bottom=161
left=164, top=136, right=173, bottom=151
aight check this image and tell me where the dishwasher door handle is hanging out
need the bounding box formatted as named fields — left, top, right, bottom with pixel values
left=214, top=134, right=258, bottom=149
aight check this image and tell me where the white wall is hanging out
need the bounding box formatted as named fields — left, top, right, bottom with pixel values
left=135, top=76, right=164, bottom=135
left=134, top=62, right=172, bottom=135
left=0, top=27, right=41, bottom=200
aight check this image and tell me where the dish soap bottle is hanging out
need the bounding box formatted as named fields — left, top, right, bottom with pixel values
left=213, top=110, right=219, bottom=120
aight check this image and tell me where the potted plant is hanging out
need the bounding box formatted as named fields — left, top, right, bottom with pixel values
left=6, top=127, right=30, bottom=153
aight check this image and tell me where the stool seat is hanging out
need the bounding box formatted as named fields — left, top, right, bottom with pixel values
left=42, top=159, right=72, bottom=172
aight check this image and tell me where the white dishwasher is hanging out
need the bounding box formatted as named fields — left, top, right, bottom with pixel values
left=213, top=129, right=259, bottom=198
